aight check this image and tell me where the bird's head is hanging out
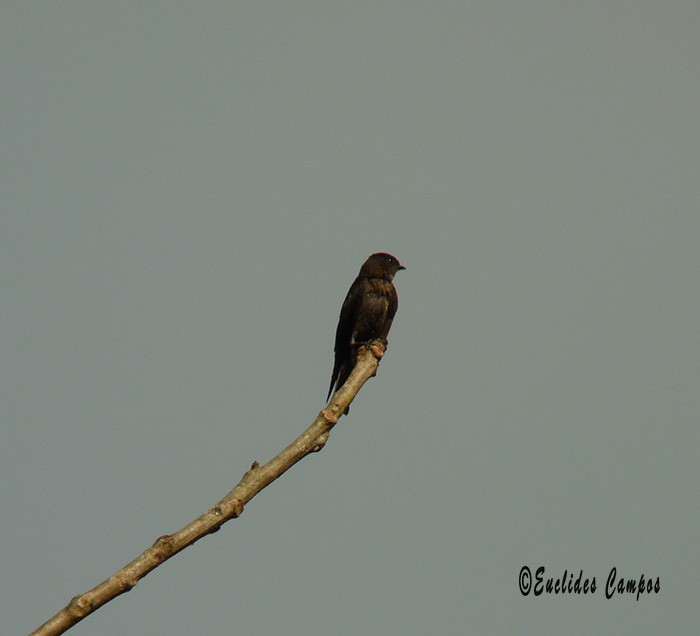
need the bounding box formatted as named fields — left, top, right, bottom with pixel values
left=360, top=252, right=405, bottom=280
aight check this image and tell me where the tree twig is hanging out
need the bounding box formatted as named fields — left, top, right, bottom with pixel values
left=31, top=341, right=387, bottom=636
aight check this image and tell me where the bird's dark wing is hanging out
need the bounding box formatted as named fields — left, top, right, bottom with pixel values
left=377, top=281, right=399, bottom=339
left=327, top=275, right=366, bottom=401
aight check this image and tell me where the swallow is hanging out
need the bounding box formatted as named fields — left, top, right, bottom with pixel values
left=327, top=252, right=405, bottom=412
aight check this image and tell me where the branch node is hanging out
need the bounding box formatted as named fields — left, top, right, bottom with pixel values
left=68, top=594, right=92, bottom=618
left=153, top=535, right=175, bottom=558
left=321, top=408, right=338, bottom=424
left=238, top=462, right=260, bottom=489
left=311, top=432, right=329, bottom=452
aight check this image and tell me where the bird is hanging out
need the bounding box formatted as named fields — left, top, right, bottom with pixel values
left=327, top=252, right=405, bottom=412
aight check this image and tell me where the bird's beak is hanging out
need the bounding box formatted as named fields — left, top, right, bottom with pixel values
left=399, top=265, right=406, bottom=270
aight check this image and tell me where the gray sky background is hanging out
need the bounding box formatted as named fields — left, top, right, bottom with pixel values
left=2, top=4, right=699, bottom=634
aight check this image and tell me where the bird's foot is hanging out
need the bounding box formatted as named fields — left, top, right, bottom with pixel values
left=368, top=338, right=388, bottom=359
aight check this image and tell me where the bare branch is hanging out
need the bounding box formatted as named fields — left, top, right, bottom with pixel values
left=31, top=341, right=386, bottom=636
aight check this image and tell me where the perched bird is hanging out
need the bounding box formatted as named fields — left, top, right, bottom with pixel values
left=327, top=252, right=405, bottom=411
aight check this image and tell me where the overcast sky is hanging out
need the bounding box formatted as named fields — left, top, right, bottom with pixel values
left=3, top=4, right=699, bottom=634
